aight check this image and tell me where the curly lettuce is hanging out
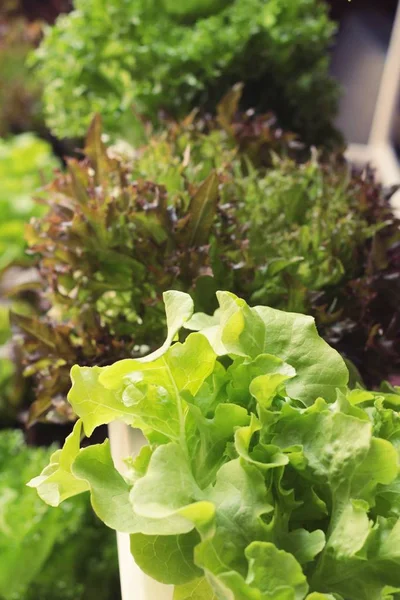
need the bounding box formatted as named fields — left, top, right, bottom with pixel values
left=29, top=290, right=400, bottom=599
left=33, top=0, right=339, bottom=146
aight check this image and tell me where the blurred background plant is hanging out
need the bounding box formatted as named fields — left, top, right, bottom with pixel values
left=0, top=134, right=58, bottom=426
left=0, top=133, right=58, bottom=269
left=0, top=17, right=43, bottom=137
left=32, top=0, right=341, bottom=148
left=0, top=0, right=73, bottom=150
left=0, top=429, right=120, bottom=600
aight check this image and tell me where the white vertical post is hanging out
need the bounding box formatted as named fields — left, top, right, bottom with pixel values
left=108, top=422, right=174, bottom=600
left=369, top=0, right=400, bottom=146
left=347, top=1, right=400, bottom=197
left=367, top=0, right=400, bottom=192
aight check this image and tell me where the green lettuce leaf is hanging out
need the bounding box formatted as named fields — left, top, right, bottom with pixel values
left=27, top=420, right=89, bottom=506
left=245, top=542, right=308, bottom=599
left=130, top=530, right=202, bottom=585
left=311, top=515, right=400, bottom=600
left=174, top=578, right=218, bottom=600
left=187, top=291, right=349, bottom=405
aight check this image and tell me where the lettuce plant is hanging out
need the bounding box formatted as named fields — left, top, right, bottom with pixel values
left=121, top=98, right=400, bottom=385
left=0, top=429, right=119, bottom=600
left=33, top=0, right=339, bottom=146
left=30, top=290, right=400, bottom=600
left=14, top=99, right=399, bottom=428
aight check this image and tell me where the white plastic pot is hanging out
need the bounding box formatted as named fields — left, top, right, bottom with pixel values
left=108, top=421, right=174, bottom=600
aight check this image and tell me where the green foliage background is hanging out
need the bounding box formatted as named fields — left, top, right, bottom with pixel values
left=33, top=0, right=340, bottom=146
left=0, top=429, right=119, bottom=600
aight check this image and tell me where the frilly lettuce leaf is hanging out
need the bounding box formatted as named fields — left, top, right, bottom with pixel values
left=29, top=291, right=400, bottom=599
left=139, top=290, right=194, bottom=363
left=186, top=291, right=348, bottom=405
left=27, top=420, right=89, bottom=506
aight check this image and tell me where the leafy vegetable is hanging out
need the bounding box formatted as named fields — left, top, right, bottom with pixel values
left=14, top=96, right=399, bottom=427
left=30, top=290, right=400, bottom=600
left=119, top=99, right=400, bottom=386
left=0, top=428, right=119, bottom=600
left=33, top=0, right=340, bottom=146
